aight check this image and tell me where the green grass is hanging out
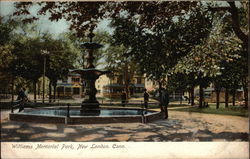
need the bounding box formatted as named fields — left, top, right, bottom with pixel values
left=170, top=104, right=248, bottom=117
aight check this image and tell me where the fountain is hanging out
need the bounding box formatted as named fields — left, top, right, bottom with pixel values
left=9, top=29, right=163, bottom=124
left=70, top=31, right=109, bottom=112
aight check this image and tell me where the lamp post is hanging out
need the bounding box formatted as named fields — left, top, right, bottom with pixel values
left=41, top=50, right=49, bottom=103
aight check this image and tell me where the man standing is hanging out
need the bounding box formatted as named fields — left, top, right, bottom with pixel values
left=163, top=89, right=169, bottom=119
left=144, top=89, right=149, bottom=109
left=121, top=90, right=127, bottom=107
left=17, top=88, right=26, bottom=101
left=17, top=88, right=27, bottom=112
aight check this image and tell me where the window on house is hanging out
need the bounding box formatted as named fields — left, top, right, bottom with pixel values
left=57, top=87, right=64, bottom=93
left=62, top=78, right=68, bottom=83
left=137, top=77, right=142, bottom=84
left=65, top=87, right=71, bottom=93
left=72, top=77, right=80, bottom=83
left=73, top=88, right=80, bottom=95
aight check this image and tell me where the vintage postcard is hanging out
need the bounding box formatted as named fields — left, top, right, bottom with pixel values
left=0, top=0, right=249, bottom=158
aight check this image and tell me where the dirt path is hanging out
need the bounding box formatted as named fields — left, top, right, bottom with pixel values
left=1, top=110, right=248, bottom=142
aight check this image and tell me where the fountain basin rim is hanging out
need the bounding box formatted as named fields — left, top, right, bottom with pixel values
left=9, top=107, right=163, bottom=124
left=17, top=107, right=160, bottom=117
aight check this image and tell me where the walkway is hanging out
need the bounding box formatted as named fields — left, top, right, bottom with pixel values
left=1, top=110, right=248, bottom=142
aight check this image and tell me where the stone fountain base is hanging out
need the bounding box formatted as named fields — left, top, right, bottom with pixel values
left=81, top=101, right=99, bottom=110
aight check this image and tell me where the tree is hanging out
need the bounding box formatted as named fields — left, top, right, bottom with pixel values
left=98, top=31, right=141, bottom=98
left=209, top=2, right=248, bottom=45
left=0, top=17, right=16, bottom=101
left=109, top=5, right=213, bottom=109
left=9, top=35, right=44, bottom=101
left=221, top=60, right=242, bottom=108
left=172, top=9, right=244, bottom=107
left=167, top=73, right=189, bottom=104
left=0, top=17, right=15, bottom=84
left=213, top=76, right=223, bottom=109
left=43, top=34, right=79, bottom=101
left=209, top=3, right=248, bottom=108
left=6, top=21, right=80, bottom=102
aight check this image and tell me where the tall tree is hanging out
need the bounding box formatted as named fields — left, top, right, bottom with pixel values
left=0, top=17, right=16, bottom=101
left=109, top=5, right=213, bottom=108
left=43, top=34, right=79, bottom=101
left=100, top=32, right=141, bottom=98
left=9, top=35, right=44, bottom=101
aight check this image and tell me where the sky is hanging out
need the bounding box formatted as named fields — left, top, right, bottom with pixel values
left=0, top=2, right=111, bottom=36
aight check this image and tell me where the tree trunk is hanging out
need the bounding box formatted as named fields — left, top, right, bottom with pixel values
left=243, top=86, right=248, bottom=109
left=191, top=86, right=195, bottom=106
left=242, top=78, right=248, bottom=109
left=243, top=89, right=248, bottom=109
left=225, top=88, right=229, bottom=108
left=228, top=2, right=248, bottom=45
left=124, top=62, right=129, bottom=100
left=199, top=85, right=203, bottom=108
left=58, top=86, right=60, bottom=98
left=33, top=81, right=37, bottom=102
left=232, top=89, right=236, bottom=106
left=11, top=77, right=14, bottom=103
left=53, top=82, right=57, bottom=102
left=37, top=81, right=40, bottom=99
left=158, top=81, right=163, bottom=112
left=188, top=90, right=191, bottom=104
left=180, top=91, right=182, bottom=105
left=215, top=90, right=220, bottom=109
left=49, top=81, right=52, bottom=103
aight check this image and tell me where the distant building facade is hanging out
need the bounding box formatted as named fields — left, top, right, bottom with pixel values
left=102, top=74, right=147, bottom=98
left=56, top=73, right=83, bottom=98
left=56, top=73, right=157, bottom=99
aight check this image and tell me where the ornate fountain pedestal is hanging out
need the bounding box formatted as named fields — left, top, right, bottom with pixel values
left=81, top=71, right=100, bottom=109
left=71, top=33, right=110, bottom=112
left=71, top=68, right=109, bottom=111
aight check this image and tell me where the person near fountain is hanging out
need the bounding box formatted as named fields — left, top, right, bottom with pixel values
left=161, top=88, right=169, bottom=119
left=143, top=89, right=149, bottom=109
left=17, top=88, right=28, bottom=112
left=121, top=91, right=127, bottom=107
left=17, top=88, right=27, bottom=101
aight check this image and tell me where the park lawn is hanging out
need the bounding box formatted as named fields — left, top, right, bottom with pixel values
left=170, top=104, right=248, bottom=117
